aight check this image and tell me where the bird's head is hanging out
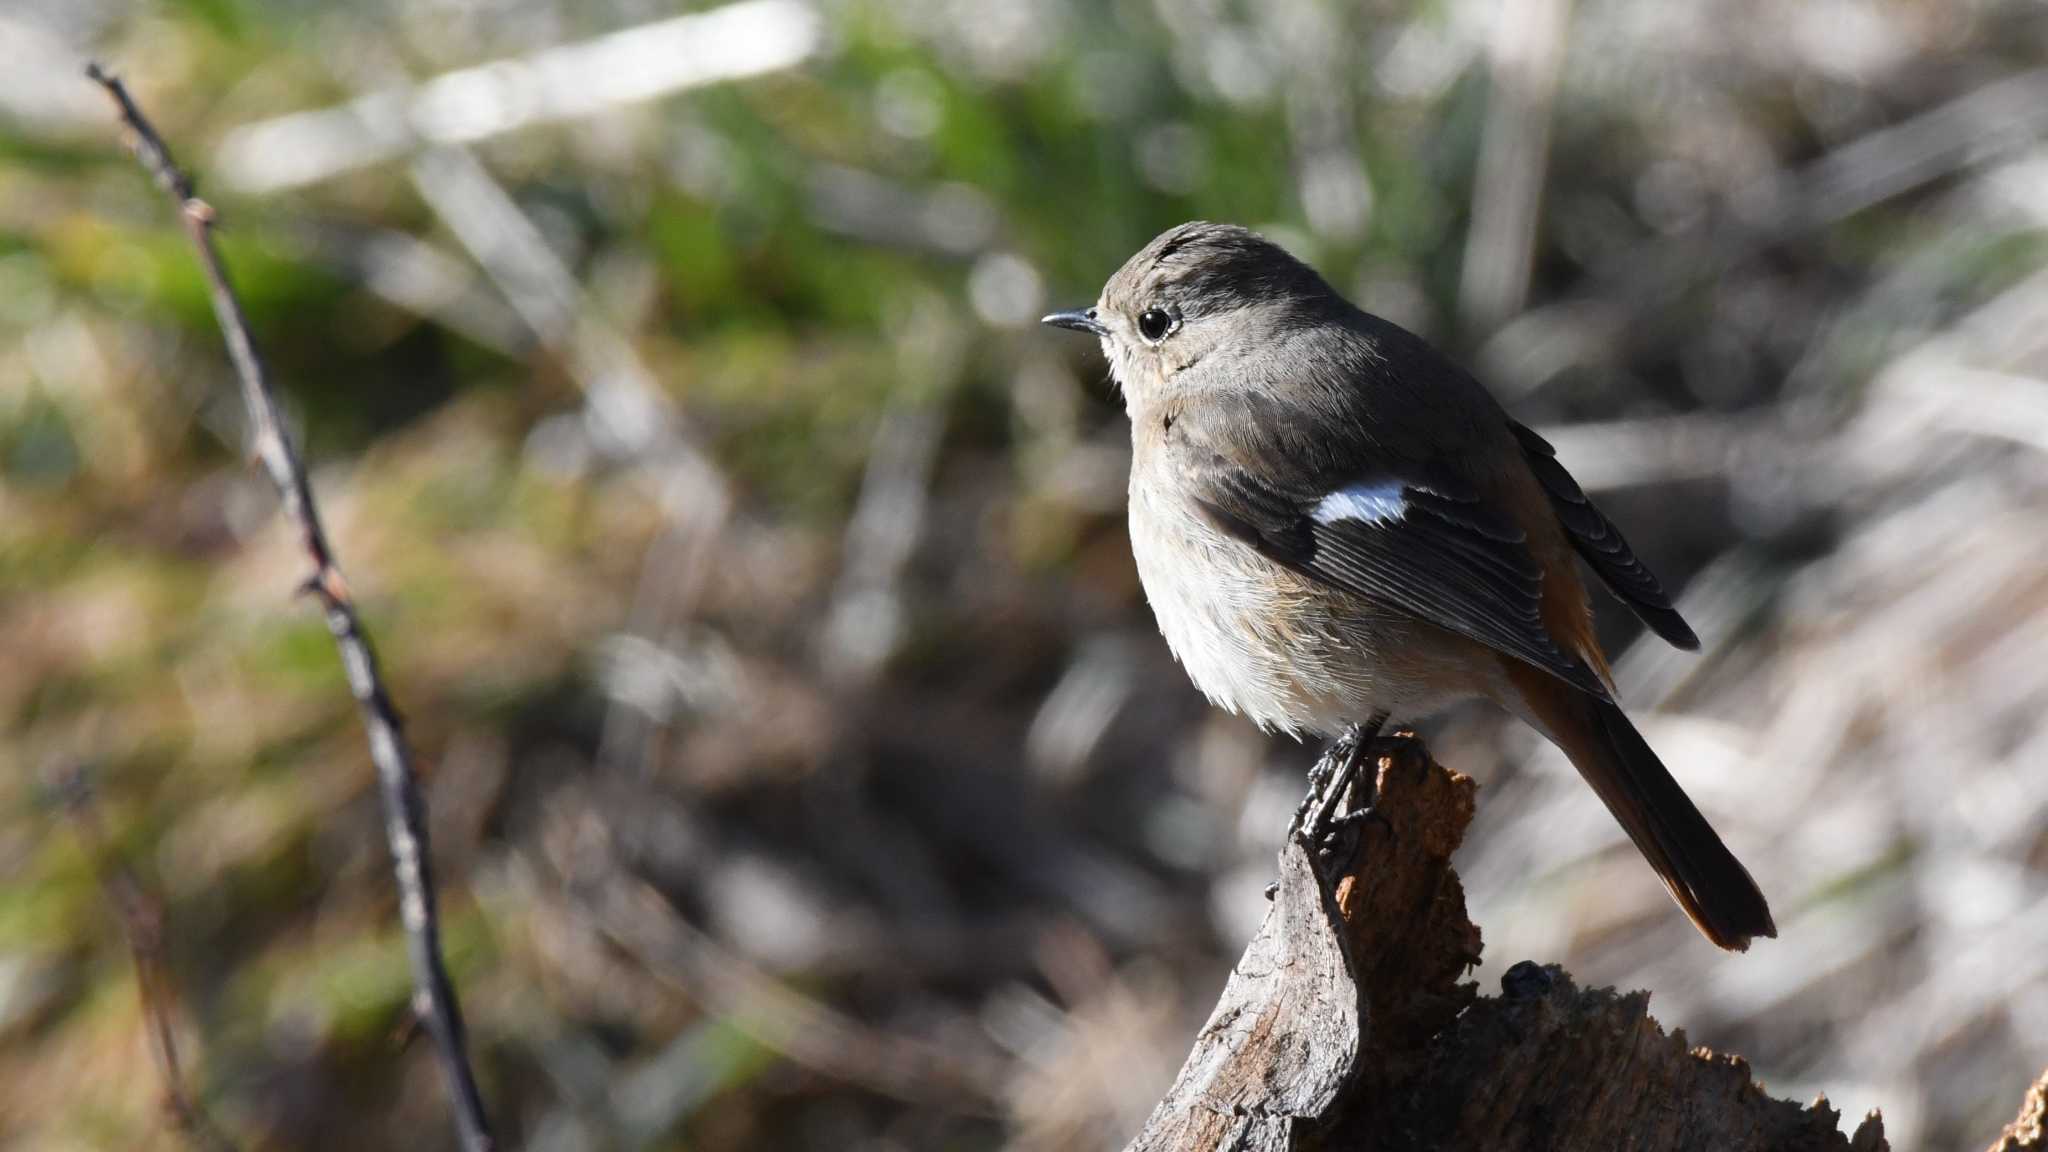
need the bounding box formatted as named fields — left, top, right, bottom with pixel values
left=1042, top=221, right=1336, bottom=413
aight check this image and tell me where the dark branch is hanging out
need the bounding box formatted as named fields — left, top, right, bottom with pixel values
left=85, top=62, right=495, bottom=1152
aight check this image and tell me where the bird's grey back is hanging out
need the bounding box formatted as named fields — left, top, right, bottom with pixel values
left=1115, top=225, right=1519, bottom=474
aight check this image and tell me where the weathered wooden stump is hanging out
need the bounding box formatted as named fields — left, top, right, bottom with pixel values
left=1123, top=742, right=1899, bottom=1152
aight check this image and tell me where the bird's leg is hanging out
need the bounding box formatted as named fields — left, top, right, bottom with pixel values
left=1265, top=713, right=1403, bottom=898
left=1285, top=721, right=1368, bottom=842
left=1310, top=709, right=1392, bottom=844
left=1267, top=725, right=1365, bottom=898
left=1294, top=705, right=1392, bottom=840
left=1322, top=725, right=1424, bottom=837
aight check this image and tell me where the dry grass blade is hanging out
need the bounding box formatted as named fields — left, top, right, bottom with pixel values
left=53, top=768, right=240, bottom=1152
left=575, top=865, right=1012, bottom=1113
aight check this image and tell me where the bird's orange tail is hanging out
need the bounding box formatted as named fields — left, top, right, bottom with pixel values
left=1512, top=670, right=1777, bottom=951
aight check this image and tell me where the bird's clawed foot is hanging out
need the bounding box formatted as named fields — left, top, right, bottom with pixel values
left=1264, top=714, right=1422, bottom=898
left=1323, top=803, right=1392, bottom=839
left=1284, top=712, right=1421, bottom=867
left=1284, top=722, right=1368, bottom=842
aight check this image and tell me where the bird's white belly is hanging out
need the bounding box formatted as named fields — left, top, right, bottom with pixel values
left=1128, top=476, right=1470, bottom=736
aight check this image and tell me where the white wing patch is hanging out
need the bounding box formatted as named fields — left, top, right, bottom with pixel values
left=1311, top=480, right=1407, bottom=526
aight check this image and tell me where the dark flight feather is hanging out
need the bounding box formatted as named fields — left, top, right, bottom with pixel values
left=1508, top=422, right=1700, bottom=651
left=1187, top=453, right=1615, bottom=702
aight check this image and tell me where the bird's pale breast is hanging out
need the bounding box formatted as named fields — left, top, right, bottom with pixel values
left=1126, top=464, right=1492, bottom=736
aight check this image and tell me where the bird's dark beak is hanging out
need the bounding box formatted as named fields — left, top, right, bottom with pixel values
left=1042, top=307, right=1109, bottom=337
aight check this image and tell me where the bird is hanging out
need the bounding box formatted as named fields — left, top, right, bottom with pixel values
left=1042, top=221, right=1775, bottom=951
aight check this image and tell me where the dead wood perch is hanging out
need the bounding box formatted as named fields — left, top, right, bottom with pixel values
left=1987, top=1066, right=2048, bottom=1152
left=1124, top=741, right=1896, bottom=1152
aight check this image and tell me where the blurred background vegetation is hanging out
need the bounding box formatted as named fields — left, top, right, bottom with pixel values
left=4, top=0, right=2047, bottom=1148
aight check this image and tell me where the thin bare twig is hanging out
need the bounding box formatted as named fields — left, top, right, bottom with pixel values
left=54, top=768, right=240, bottom=1152
left=85, top=63, right=495, bottom=1152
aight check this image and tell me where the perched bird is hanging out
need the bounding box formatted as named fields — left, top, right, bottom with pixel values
left=1043, top=221, right=1775, bottom=951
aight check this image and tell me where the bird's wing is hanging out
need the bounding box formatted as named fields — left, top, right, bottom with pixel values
left=1509, top=421, right=1699, bottom=651
left=1172, top=401, right=1613, bottom=700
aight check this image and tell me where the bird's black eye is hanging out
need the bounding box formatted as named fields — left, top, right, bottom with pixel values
left=1137, top=306, right=1177, bottom=342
